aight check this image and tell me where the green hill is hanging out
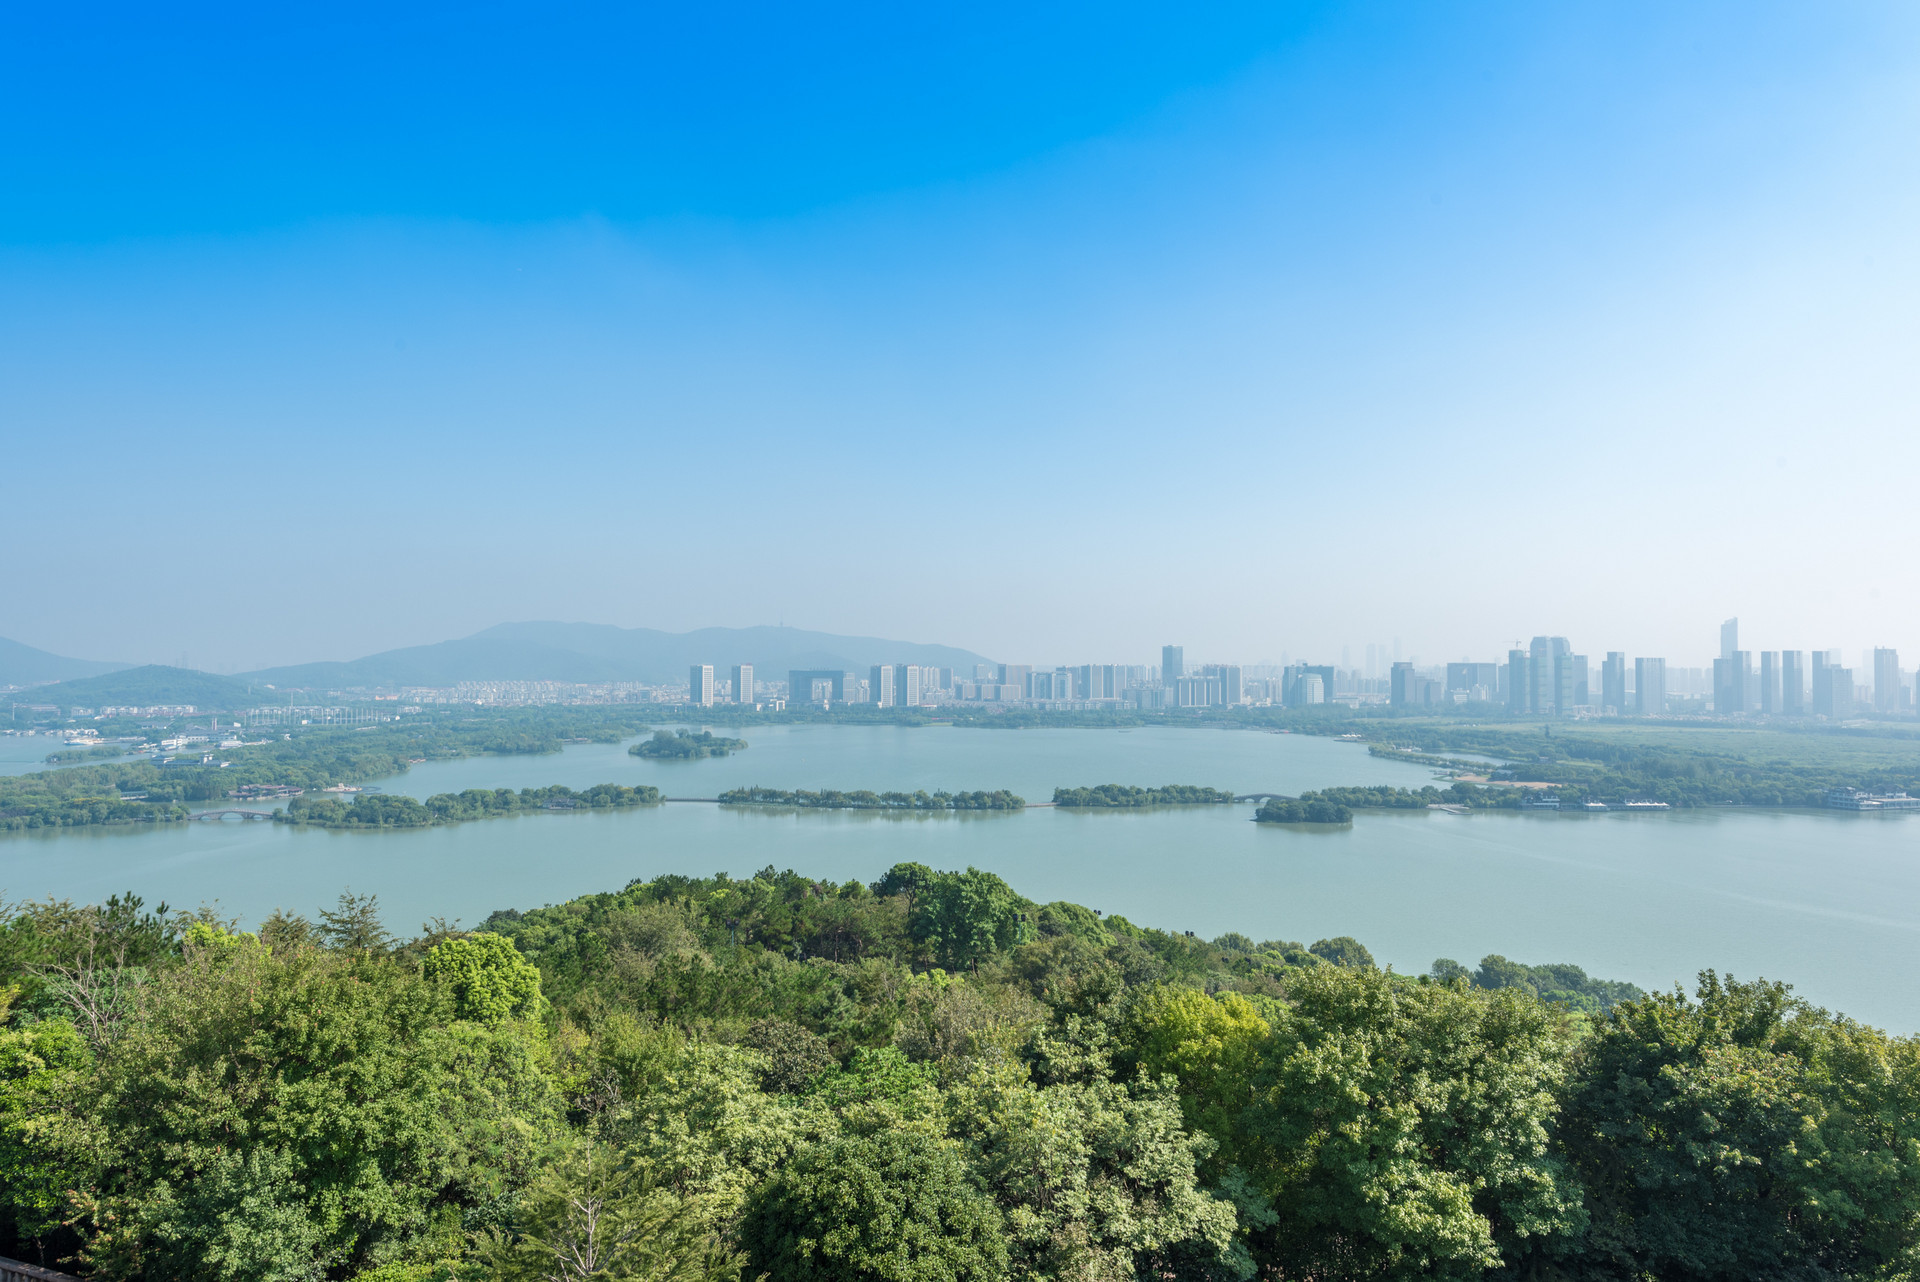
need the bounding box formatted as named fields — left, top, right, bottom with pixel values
left=31, top=665, right=265, bottom=712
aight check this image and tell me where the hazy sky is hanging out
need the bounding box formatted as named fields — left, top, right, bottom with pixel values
left=5, top=2, right=1919, bottom=673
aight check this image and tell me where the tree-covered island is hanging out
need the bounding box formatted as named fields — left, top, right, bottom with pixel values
left=629, top=729, right=748, bottom=760
left=718, top=787, right=1024, bottom=811
left=1051, top=784, right=1235, bottom=807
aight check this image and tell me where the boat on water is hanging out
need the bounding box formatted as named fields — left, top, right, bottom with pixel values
left=1623, top=799, right=1671, bottom=810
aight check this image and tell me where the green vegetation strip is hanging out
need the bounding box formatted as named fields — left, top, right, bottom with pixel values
left=1051, top=784, right=1235, bottom=807
left=630, top=729, right=748, bottom=759
left=0, top=707, right=654, bottom=831
left=8, top=863, right=1909, bottom=1281
left=279, top=783, right=662, bottom=829
left=719, top=786, right=1025, bottom=810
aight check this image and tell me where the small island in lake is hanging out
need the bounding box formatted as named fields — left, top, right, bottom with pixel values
left=1053, top=783, right=1236, bottom=807
left=1255, top=795, right=1354, bottom=824
left=630, top=729, right=748, bottom=759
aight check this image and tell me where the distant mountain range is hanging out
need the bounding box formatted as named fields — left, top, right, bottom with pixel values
left=0, top=636, right=130, bottom=687
left=7, top=623, right=995, bottom=708
left=245, top=622, right=994, bottom=689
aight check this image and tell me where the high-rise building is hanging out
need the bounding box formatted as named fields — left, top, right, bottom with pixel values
left=1572, top=654, right=1590, bottom=708
left=1506, top=649, right=1530, bottom=713
left=895, top=664, right=922, bottom=707
left=1389, top=662, right=1420, bottom=707
left=1759, top=653, right=1779, bottom=715
left=732, top=664, right=754, bottom=706
left=1812, top=653, right=1852, bottom=718
left=1634, top=657, right=1666, bottom=714
left=1601, top=653, right=1627, bottom=713
left=1161, top=646, right=1184, bottom=684
left=1198, top=664, right=1243, bottom=705
left=1713, top=652, right=1750, bottom=715
left=998, top=664, right=1032, bottom=694
left=1875, top=648, right=1901, bottom=713
left=1720, top=618, right=1739, bottom=660
left=1284, top=664, right=1336, bottom=708
left=1528, top=637, right=1572, bottom=714
left=1780, top=651, right=1805, bottom=715
left=689, top=664, right=715, bottom=708
left=870, top=665, right=896, bottom=707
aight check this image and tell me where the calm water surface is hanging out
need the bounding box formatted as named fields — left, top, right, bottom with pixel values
left=5, top=725, right=1918, bottom=1029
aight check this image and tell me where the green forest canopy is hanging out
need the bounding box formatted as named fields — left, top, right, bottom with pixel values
left=3, top=863, right=1912, bottom=1282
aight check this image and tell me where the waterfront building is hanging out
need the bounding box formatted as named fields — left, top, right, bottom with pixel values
left=689, top=665, right=715, bottom=708
left=732, top=664, right=754, bottom=706
left=1601, top=652, right=1626, bottom=713
left=1634, top=657, right=1666, bottom=714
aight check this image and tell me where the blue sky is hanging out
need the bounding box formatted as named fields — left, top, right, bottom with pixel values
left=5, top=2, right=1919, bottom=671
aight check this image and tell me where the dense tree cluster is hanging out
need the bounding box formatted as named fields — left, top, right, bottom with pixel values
left=1, top=867, right=1917, bottom=1281
left=281, top=784, right=662, bottom=829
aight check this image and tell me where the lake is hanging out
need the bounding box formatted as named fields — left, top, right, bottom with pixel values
left=5, top=723, right=1918, bottom=1030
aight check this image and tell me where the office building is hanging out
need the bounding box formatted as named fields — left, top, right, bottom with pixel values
left=1758, top=652, right=1779, bottom=715
left=1601, top=653, right=1626, bottom=713
left=870, top=665, right=896, bottom=708
left=1161, top=646, right=1184, bottom=684
left=1634, top=657, right=1666, bottom=715
left=998, top=664, right=1032, bottom=693
left=1389, top=662, right=1422, bottom=707
left=1572, top=654, right=1590, bottom=708
left=895, top=664, right=923, bottom=707
left=689, top=665, right=715, bottom=708
left=1720, top=617, right=1739, bottom=660
left=1780, top=651, right=1805, bottom=715
left=1296, top=673, right=1324, bottom=705
left=732, top=664, right=754, bottom=706
left=1875, top=648, right=1901, bottom=713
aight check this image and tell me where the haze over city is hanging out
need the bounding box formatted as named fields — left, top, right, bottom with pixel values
left=6, top=1, right=1920, bottom=672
